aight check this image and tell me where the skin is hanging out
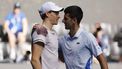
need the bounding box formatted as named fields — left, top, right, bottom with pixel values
left=62, top=13, right=108, bottom=69
left=31, top=11, right=60, bottom=69
left=31, top=42, right=44, bottom=69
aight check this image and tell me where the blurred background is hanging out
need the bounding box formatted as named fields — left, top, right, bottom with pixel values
left=0, top=0, right=122, bottom=69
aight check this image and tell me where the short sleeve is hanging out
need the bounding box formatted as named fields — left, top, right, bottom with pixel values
left=31, top=24, right=48, bottom=44
left=5, top=13, right=12, bottom=21
left=32, top=31, right=46, bottom=44
left=86, top=33, right=103, bottom=57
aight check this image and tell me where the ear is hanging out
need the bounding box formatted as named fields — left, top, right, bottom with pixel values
left=45, top=12, right=50, bottom=17
left=72, top=17, right=77, bottom=23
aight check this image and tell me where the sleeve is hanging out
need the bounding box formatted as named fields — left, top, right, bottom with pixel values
left=86, top=33, right=103, bottom=57
left=5, top=13, right=11, bottom=21
left=31, top=24, right=48, bottom=44
left=32, top=31, right=46, bottom=44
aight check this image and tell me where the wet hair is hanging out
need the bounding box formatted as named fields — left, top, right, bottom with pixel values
left=64, top=5, right=83, bottom=24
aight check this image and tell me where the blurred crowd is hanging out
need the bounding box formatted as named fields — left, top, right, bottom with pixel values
left=0, top=2, right=122, bottom=64
left=92, top=22, right=122, bottom=63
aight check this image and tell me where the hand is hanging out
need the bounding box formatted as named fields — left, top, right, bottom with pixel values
left=33, top=24, right=48, bottom=36
left=11, top=27, right=17, bottom=34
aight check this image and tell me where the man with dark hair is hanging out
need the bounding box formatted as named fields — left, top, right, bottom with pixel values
left=31, top=2, right=63, bottom=69
left=59, top=5, right=108, bottom=69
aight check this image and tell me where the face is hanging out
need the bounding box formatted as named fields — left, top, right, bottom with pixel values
left=47, top=11, right=60, bottom=25
left=62, top=13, right=73, bottom=29
left=14, top=8, right=20, bottom=14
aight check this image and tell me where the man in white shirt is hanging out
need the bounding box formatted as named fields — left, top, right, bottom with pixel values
left=31, top=2, right=63, bottom=69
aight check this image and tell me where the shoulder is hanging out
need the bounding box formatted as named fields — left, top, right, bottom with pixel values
left=19, top=12, right=26, bottom=18
left=6, top=12, right=13, bottom=19
left=80, top=30, right=96, bottom=43
left=19, top=12, right=25, bottom=15
left=86, top=32, right=98, bottom=45
left=80, top=30, right=92, bottom=38
left=31, top=24, right=48, bottom=36
left=85, top=31, right=96, bottom=40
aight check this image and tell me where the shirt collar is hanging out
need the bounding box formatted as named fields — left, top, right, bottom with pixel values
left=66, top=26, right=83, bottom=40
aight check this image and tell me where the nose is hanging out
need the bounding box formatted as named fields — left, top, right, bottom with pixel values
left=58, top=15, right=60, bottom=18
left=57, top=15, right=60, bottom=19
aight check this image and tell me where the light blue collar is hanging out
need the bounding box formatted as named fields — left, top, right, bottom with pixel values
left=66, top=27, right=83, bottom=40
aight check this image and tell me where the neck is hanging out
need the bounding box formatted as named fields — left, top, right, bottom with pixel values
left=42, top=20, right=53, bottom=30
left=69, top=24, right=79, bottom=37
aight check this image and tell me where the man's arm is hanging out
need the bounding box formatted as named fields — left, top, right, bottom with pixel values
left=96, top=53, right=108, bottom=69
left=4, top=20, right=11, bottom=33
left=31, top=42, right=44, bottom=69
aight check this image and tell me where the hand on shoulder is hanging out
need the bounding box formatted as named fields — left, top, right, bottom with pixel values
left=32, top=24, right=48, bottom=36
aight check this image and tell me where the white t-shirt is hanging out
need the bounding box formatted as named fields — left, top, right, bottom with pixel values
left=32, top=24, right=59, bottom=69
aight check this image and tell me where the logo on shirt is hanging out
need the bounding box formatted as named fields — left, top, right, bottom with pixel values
left=76, top=42, right=80, bottom=44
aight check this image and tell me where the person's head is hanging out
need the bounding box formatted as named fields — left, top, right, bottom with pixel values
left=13, top=2, right=21, bottom=14
left=95, top=22, right=102, bottom=31
left=39, top=2, right=63, bottom=25
left=95, top=22, right=101, bottom=28
left=62, top=5, right=83, bottom=29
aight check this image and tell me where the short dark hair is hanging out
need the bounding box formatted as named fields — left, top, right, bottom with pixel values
left=64, top=5, right=83, bottom=24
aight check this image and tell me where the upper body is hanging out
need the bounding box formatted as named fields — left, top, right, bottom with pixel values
left=59, top=27, right=103, bottom=69
left=31, top=2, right=63, bottom=69
left=4, top=2, right=28, bottom=36
left=59, top=5, right=108, bottom=69
left=31, top=24, right=59, bottom=69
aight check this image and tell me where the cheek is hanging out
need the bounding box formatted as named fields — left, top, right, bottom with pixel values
left=56, top=15, right=60, bottom=20
left=51, top=15, right=59, bottom=24
left=50, top=16, right=56, bottom=21
left=53, top=15, right=58, bottom=20
left=66, top=20, right=71, bottom=24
